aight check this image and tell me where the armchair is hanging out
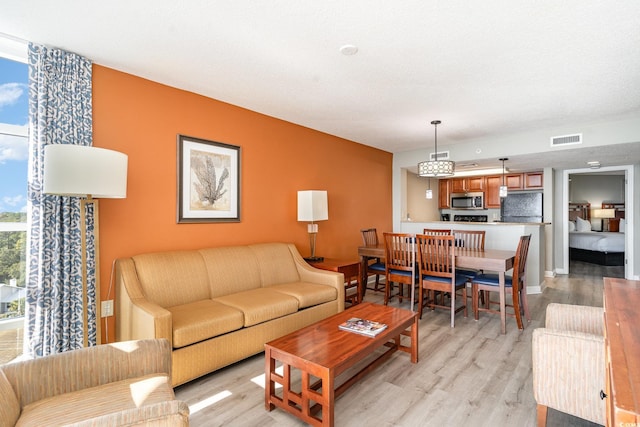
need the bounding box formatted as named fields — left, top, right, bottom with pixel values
left=0, top=339, right=189, bottom=427
left=532, top=303, right=605, bottom=426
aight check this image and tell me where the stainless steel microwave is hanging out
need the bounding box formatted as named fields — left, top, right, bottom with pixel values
left=450, top=192, right=484, bottom=210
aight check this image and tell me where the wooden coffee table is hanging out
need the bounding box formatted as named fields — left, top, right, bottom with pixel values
left=264, top=302, right=418, bottom=426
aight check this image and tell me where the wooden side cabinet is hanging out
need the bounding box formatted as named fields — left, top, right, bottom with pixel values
left=603, top=277, right=640, bottom=426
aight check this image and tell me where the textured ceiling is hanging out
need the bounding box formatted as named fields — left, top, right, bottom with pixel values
left=2, top=1, right=640, bottom=172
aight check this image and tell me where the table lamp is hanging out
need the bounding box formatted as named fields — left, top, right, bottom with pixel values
left=297, top=190, right=328, bottom=262
left=592, top=208, right=615, bottom=231
left=44, top=144, right=128, bottom=346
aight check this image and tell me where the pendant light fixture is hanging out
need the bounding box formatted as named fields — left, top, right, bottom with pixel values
left=418, top=120, right=455, bottom=177
left=499, top=158, right=508, bottom=198
left=425, top=178, right=433, bottom=199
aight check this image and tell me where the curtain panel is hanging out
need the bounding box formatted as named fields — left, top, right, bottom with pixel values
left=24, top=43, right=96, bottom=356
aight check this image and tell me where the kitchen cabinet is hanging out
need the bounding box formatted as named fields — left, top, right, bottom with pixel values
left=485, top=175, right=502, bottom=208
left=438, top=179, right=450, bottom=208
left=451, top=176, right=485, bottom=193
left=524, top=172, right=543, bottom=189
left=505, top=173, right=524, bottom=190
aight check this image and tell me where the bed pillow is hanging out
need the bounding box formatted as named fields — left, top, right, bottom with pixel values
left=568, top=221, right=576, bottom=232
left=620, top=218, right=625, bottom=233
left=576, top=216, right=592, bottom=232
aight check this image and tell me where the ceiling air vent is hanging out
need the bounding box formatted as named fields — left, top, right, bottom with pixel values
left=550, top=133, right=582, bottom=147
left=430, top=151, right=450, bottom=161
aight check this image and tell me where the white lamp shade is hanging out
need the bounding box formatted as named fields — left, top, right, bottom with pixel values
left=44, top=144, right=128, bottom=198
left=593, top=208, right=615, bottom=219
left=297, top=190, right=328, bottom=222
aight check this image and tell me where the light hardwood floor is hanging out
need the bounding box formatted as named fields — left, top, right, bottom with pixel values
left=175, top=261, right=621, bottom=426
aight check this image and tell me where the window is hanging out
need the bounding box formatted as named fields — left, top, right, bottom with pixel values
left=0, top=51, right=28, bottom=364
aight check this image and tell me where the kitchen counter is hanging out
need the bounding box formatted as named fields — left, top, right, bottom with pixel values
left=399, top=221, right=547, bottom=294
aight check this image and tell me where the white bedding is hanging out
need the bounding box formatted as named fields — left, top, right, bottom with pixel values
left=569, top=231, right=625, bottom=252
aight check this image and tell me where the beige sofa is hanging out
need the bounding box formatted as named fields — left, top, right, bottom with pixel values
left=0, top=339, right=189, bottom=427
left=116, top=242, right=344, bottom=386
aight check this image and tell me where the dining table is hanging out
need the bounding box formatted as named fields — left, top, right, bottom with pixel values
left=358, top=244, right=516, bottom=334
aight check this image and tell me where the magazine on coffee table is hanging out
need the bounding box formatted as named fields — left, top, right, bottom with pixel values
left=338, top=317, right=387, bottom=337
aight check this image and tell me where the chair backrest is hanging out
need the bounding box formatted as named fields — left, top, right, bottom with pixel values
left=423, top=228, right=451, bottom=236
left=453, top=230, right=485, bottom=250
left=416, top=234, right=455, bottom=279
left=512, top=234, right=531, bottom=287
left=361, top=228, right=379, bottom=246
left=383, top=232, right=415, bottom=273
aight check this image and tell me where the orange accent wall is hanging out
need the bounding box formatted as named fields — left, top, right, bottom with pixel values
left=92, top=65, right=392, bottom=343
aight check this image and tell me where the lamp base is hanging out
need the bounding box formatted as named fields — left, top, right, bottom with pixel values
left=304, top=256, right=324, bottom=263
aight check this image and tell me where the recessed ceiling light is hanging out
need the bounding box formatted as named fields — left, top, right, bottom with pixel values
left=339, top=45, right=358, bottom=56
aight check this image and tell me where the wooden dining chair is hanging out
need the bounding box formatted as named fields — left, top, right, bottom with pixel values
left=360, top=228, right=385, bottom=293
left=416, top=234, right=468, bottom=327
left=423, top=228, right=451, bottom=235
left=453, top=229, right=486, bottom=279
left=383, top=232, right=418, bottom=306
left=471, top=234, right=532, bottom=330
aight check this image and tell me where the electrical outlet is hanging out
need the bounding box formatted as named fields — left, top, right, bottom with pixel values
left=101, top=300, right=114, bottom=317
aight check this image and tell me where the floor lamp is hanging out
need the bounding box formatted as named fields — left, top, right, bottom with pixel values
left=297, top=190, right=328, bottom=262
left=43, top=144, right=128, bottom=346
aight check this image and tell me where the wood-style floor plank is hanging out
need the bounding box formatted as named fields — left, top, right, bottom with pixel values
left=175, top=261, right=617, bottom=426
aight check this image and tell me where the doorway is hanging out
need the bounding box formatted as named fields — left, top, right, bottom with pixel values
left=562, top=165, right=634, bottom=279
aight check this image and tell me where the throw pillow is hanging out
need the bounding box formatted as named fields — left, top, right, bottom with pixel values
left=576, top=216, right=592, bottom=232
left=620, top=218, right=625, bottom=233
left=568, top=221, right=576, bottom=232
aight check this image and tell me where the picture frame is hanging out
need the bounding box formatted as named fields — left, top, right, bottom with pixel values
left=177, top=134, right=241, bottom=223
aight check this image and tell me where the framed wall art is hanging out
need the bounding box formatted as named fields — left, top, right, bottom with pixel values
left=177, top=134, right=241, bottom=223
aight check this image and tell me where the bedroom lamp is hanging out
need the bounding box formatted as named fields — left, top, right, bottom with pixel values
left=297, top=190, right=328, bottom=262
left=593, top=208, right=615, bottom=231
left=44, top=144, right=128, bottom=346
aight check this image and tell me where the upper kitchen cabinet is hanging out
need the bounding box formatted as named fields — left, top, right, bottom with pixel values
left=524, top=171, right=544, bottom=189
left=438, top=179, right=451, bottom=208
left=505, top=173, right=524, bottom=190
left=485, top=175, right=502, bottom=208
left=450, top=176, right=485, bottom=193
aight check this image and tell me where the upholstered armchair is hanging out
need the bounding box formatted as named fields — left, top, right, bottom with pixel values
left=532, top=303, right=605, bottom=426
left=0, top=339, right=189, bottom=426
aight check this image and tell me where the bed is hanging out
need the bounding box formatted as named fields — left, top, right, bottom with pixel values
left=568, top=202, right=625, bottom=266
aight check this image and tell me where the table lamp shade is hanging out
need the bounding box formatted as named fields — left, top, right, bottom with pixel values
left=297, top=190, right=328, bottom=222
left=44, top=144, right=128, bottom=198
left=593, top=208, right=615, bottom=219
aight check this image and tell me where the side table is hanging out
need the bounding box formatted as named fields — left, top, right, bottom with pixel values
left=308, top=258, right=362, bottom=306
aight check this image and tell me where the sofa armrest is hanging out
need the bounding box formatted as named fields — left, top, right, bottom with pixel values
left=287, top=244, right=345, bottom=311
left=116, top=258, right=173, bottom=345
left=67, top=400, right=190, bottom=427
left=2, top=339, right=172, bottom=408
left=545, top=303, right=604, bottom=335
left=532, top=328, right=605, bottom=425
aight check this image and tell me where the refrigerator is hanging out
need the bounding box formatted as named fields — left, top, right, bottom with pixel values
left=501, top=192, right=543, bottom=223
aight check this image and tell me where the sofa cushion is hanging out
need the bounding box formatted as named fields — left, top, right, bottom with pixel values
left=268, top=282, right=338, bottom=309
left=249, top=243, right=301, bottom=286
left=17, top=373, right=173, bottom=427
left=0, top=369, right=20, bottom=427
left=132, top=251, right=210, bottom=307
left=167, top=300, right=244, bottom=348
left=213, top=288, right=299, bottom=327
left=199, top=246, right=262, bottom=297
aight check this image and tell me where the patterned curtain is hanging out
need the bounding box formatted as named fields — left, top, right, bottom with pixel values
left=24, top=43, right=95, bottom=356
